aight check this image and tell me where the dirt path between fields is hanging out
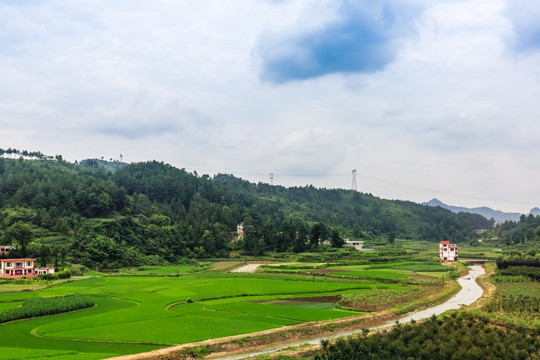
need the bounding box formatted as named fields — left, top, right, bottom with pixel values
left=106, top=266, right=485, bottom=360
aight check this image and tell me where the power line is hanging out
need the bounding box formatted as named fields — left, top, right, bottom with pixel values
left=188, top=167, right=538, bottom=208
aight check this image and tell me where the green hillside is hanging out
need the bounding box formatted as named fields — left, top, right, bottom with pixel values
left=0, top=150, right=494, bottom=268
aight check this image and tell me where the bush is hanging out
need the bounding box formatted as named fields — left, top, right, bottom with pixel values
left=38, top=273, right=54, bottom=280
left=68, top=264, right=89, bottom=276
left=56, top=270, right=71, bottom=279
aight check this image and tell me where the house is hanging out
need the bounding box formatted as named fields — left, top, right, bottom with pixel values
left=0, top=246, right=16, bottom=255
left=439, top=241, right=458, bottom=261
left=0, top=258, right=55, bottom=278
left=345, top=239, right=364, bottom=251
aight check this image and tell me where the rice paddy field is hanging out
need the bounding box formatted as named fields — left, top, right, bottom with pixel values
left=0, top=260, right=453, bottom=360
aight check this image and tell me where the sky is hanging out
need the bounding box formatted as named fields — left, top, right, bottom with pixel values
left=1, top=0, right=540, bottom=213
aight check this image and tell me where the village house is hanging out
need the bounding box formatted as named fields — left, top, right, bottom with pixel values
left=439, top=240, right=458, bottom=261
left=345, top=239, right=364, bottom=251
left=0, top=258, right=55, bottom=278
left=236, top=223, right=244, bottom=240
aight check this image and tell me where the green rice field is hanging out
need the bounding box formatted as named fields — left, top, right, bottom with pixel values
left=0, top=265, right=418, bottom=360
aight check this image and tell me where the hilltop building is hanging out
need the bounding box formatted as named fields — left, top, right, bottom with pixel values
left=439, top=241, right=458, bottom=261
left=236, top=223, right=244, bottom=240
left=0, top=258, right=55, bottom=278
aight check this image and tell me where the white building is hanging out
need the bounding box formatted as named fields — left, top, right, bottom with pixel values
left=439, top=241, right=458, bottom=261
left=345, top=239, right=364, bottom=251
left=0, top=258, right=55, bottom=278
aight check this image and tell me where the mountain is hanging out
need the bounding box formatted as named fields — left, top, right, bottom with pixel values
left=422, top=198, right=533, bottom=223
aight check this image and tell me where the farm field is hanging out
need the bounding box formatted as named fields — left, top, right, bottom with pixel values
left=0, top=261, right=446, bottom=360
left=259, top=260, right=451, bottom=283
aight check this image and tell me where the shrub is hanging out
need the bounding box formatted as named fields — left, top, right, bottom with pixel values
left=38, top=273, right=54, bottom=280
left=56, top=270, right=71, bottom=279
left=68, top=264, right=89, bottom=276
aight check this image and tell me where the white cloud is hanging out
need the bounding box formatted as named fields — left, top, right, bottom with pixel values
left=1, top=0, right=540, bottom=212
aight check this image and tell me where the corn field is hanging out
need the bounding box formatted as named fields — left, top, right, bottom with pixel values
left=0, top=296, right=95, bottom=323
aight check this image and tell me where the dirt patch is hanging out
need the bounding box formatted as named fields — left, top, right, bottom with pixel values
left=251, top=295, right=341, bottom=306
left=209, top=262, right=244, bottom=272
left=230, top=264, right=263, bottom=273
left=283, top=295, right=341, bottom=303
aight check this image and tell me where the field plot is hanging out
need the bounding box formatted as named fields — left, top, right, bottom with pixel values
left=0, top=266, right=416, bottom=360
left=259, top=260, right=451, bottom=283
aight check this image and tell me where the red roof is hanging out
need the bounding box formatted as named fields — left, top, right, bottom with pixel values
left=0, top=258, right=36, bottom=262
left=440, top=241, right=450, bottom=245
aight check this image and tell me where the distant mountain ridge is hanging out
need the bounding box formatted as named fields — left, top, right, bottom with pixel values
left=422, top=198, right=537, bottom=223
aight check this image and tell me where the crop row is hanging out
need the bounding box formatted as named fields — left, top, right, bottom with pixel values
left=0, top=296, right=94, bottom=323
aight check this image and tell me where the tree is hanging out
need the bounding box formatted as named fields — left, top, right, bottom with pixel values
left=331, top=229, right=345, bottom=248
left=387, top=232, right=396, bottom=244
left=310, top=223, right=327, bottom=248
left=39, top=244, right=51, bottom=267
left=7, top=221, right=34, bottom=257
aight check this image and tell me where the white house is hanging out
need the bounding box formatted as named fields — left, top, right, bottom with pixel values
left=439, top=241, right=458, bottom=261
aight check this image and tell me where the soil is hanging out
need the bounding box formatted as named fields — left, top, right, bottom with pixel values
left=280, top=295, right=341, bottom=303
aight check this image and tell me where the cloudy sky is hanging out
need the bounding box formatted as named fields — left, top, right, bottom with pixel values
left=1, top=0, right=540, bottom=213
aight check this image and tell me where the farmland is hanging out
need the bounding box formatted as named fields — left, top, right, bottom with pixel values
left=0, top=260, right=454, bottom=359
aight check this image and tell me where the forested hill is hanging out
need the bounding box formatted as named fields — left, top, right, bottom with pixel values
left=0, top=155, right=491, bottom=268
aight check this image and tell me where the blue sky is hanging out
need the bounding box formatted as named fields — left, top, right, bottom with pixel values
left=1, top=0, right=540, bottom=213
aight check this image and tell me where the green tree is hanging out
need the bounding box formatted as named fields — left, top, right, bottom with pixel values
left=7, top=221, right=34, bottom=257
left=331, top=229, right=344, bottom=248
left=39, top=244, right=51, bottom=267
left=310, top=222, right=327, bottom=248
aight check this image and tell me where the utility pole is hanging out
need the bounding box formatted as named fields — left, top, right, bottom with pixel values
left=352, top=169, right=357, bottom=193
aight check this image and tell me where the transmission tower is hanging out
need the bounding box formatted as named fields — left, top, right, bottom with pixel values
left=351, top=169, right=357, bottom=192
left=270, top=173, right=274, bottom=186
